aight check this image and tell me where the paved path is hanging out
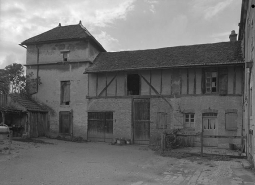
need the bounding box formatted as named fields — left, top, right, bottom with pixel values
left=0, top=138, right=254, bottom=185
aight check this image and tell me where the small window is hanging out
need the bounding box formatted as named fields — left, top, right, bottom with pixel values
left=61, top=51, right=70, bottom=62
left=63, top=53, right=68, bottom=61
left=127, top=74, right=140, bottom=95
left=156, top=112, right=167, bottom=129
left=61, top=81, right=70, bottom=105
left=184, top=113, right=195, bottom=128
left=205, top=71, right=218, bottom=93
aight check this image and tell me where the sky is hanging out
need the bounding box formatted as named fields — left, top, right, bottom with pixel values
left=0, top=0, right=242, bottom=69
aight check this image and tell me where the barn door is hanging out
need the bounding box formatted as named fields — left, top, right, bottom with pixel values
left=30, top=112, right=38, bottom=137
left=59, top=111, right=71, bottom=134
left=202, top=113, right=218, bottom=146
left=87, top=112, right=113, bottom=142
left=133, top=99, right=150, bottom=145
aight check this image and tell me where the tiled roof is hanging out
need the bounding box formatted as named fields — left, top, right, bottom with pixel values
left=85, top=41, right=243, bottom=73
left=21, top=23, right=106, bottom=52
left=10, top=94, right=47, bottom=112
left=0, top=105, right=24, bottom=113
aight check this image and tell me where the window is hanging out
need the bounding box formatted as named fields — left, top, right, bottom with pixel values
left=205, top=71, right=218, bottom=93
left=127, top=74, right=140, bottom=95
left=61, top=51, right=70, bottom=62
left=61, top=81, right=70, bottom=105
left=156, top=112, right=167, bottom=129
left=202, top=113, right=217, bottom=130
left=184, top=113, right=195, bottom=128
left=225, top=111, right=238, bottom=131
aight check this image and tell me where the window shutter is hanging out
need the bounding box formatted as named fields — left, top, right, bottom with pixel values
left=201, top=69, right=205, bottom=94
left=225, top=112, right=238, bottom=130
left=219, top=68, right=228, bottom=95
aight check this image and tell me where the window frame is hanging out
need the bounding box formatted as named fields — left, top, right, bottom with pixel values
left=184, top=113, right=195, bottom=128
left=205, top=71, right=218, bottom=94
left=60, top=81, right=71, bottom=105
left=60, top=50, right=70, bottom=62
left=127, top=73, right=141, bottom=95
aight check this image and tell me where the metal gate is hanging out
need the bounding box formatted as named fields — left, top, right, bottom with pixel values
left=133, top=99, right=150, bottom=145
left=87, top=112, right=113, bottom=142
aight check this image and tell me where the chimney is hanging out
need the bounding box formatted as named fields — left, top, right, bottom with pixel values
left=79, top=20, right=82, bottom=25
left=229, top=30, right=237, bottom=42
left=58, top=23, right=61, bottom=27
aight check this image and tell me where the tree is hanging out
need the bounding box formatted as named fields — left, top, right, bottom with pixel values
left=4, top=63, right=25, bottom=93
left=0, top=69, right=9, bottom=94
left=3, top=63, right=41, bottom=96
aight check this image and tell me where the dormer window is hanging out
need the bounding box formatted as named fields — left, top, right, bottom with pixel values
left=61, top=50, right=70, bottom=62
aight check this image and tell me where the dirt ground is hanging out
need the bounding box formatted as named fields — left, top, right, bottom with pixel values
left=0, top=138, right=254, bottom=185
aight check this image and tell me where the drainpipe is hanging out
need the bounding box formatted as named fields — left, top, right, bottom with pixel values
left=36, top=45, right=40, bottom=93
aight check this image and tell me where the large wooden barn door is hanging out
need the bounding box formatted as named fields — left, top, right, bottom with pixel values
left=87, top=112, right=113, bottom=142
left=133, top=99, right=150, bottom=145
left=30, top=112, right=47, bottom=137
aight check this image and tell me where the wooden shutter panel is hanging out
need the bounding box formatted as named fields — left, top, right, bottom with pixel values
left=225, top=112, right=238, bottom=130
left=219, top=68, right=228, bottom=95
left=201, top=69, right=205, bottom=94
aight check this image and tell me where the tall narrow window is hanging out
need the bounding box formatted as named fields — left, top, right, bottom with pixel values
left=61, top=81, right=70, bottom=105
left=205, top=71, right=218, bottom=93
left=127, top=74, right=140, bottom=95
left=184, top=113, right=195, bottom=128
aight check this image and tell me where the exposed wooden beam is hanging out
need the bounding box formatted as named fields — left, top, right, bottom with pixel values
left=98, top=73, right=118, bottom=97
left=140, top=74, right=172, bottom=109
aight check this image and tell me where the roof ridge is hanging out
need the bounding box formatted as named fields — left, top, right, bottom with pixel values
left=102, top=41, right=241, bottom=54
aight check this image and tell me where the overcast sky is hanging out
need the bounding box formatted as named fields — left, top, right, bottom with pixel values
left=0, top=0, right=242, bottom=69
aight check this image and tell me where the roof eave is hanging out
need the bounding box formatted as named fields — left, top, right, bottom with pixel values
left=85, top=62, right=244, bottom=74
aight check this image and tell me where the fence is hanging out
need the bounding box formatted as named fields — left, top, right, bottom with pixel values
left=161, top=131, right=246, bottom=157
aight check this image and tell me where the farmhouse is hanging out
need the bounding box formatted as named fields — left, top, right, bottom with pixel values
left=20, top=22, right=244, bottom=147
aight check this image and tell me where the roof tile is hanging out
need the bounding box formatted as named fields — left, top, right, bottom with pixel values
left=85, top=41, right=243, bottom=73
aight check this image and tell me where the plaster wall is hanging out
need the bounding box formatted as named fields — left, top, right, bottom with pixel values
left=87, top=95, right=242, bottom=147
left=26, top=41, right=100, bottom=65
left=27, top=63, right=89, bottom=137
left=244, top=0, right=255, bottom=166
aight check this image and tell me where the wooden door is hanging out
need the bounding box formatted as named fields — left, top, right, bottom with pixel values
left=202, top=113, right=218, bottom=146
left=87, top=112, right=113, bottom=142
left=133, top=99, right=150, bottom=145
left=59, top=111, right=71, bottom=134
left=30, top=112, right=38, bottom=137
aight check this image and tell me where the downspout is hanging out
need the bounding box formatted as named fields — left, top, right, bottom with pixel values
left=36, top=45, right=40, bottom=93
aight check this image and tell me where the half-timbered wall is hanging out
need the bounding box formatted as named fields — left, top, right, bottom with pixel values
left=88, top=66, right=243, bottom=97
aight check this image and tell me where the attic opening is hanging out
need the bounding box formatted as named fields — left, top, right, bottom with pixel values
left=127, top=74, right=140, bottom=95
left=61, top=50, right=70, bottom=62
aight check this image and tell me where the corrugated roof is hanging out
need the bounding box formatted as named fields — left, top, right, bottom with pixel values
left=85, top=41, right=243, bottom=73
left=10, top=94, right=47, bottom=112
left=21, top=23, right=106, bottom=52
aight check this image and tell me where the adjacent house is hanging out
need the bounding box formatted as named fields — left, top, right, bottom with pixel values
left=239, top=0, right=255, bottom=166
left=20, top=21, right=106, bottom=138
left=85, top=33, right=244, bottom=146
left=21, top=21, right=244, bottom=148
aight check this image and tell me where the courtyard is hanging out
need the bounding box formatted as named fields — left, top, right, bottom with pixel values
left=0, top=138, right=254, bottom=185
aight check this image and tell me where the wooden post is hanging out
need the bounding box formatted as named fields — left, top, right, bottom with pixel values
left=1, top=111, right=5, bottom=125
left=161, top=132, right=165, bottom=152
left=201, top=124, right=204, bottom=157
left=8, top=130, right=12, bottom=154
